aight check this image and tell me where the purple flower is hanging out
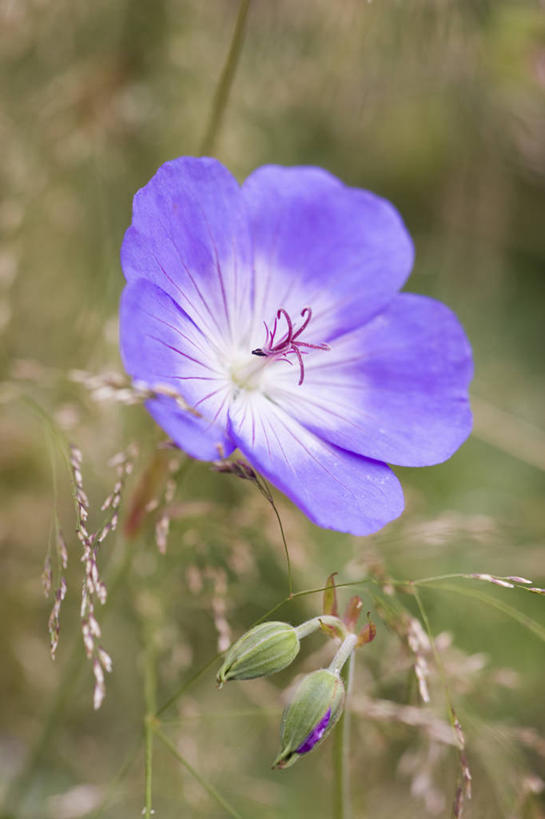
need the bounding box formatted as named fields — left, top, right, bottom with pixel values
left=119, top=157, right=472, bottom=535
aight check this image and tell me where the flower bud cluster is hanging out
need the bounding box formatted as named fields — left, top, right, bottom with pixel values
left=217, top=600, right=375, bottom=769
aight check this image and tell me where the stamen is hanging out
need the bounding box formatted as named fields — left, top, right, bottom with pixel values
left=250, top=306, right=330, bottom=385
left=291, top=345, right=305, bottom=386
left=275, top=308, right=293, bottom=348
left=291, top=307, right=312, bottom=341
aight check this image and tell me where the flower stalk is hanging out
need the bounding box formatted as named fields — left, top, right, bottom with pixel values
left=333, top=651, right=355, bottom=819
left=200, top=0, right=252, bottom=155
left=329, top=633, right=359, bottom=676
left=294, top=615, right=348, bottom=640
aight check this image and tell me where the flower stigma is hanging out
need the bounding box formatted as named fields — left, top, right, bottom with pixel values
left=251, top=307, right=330, bottom=386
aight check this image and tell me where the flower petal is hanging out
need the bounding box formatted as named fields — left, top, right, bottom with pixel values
left=269, top=294, right=473, bottom=467
left=227, top=392, right=404, bottom=535
left=242, top=165, right=414, bottom=344
left=140, top=395, right=232, bottom=462
left=121, top=157, right=253, bottom=346
left=120, top=278, right=234, bottom=460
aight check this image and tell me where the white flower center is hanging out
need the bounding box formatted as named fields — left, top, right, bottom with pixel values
left=228, top=350, right=275, bottom=392
left=228, top=306, right=330, bottom=393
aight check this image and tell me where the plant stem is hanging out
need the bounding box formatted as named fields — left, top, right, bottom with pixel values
left=329, top=634, right=358, bottom=677
left=412, top=588, right=472, bottom=813
left=155, top=729, right=244, bottom=819
left=255, top=475, right=293, bottom=597
left=295, top=615, right=347, bottom=640
left=200, top=0, right=252, bottom=155
left=88, top=741, right=142, bottom=818
left=143, top=625, right=157, bottom=818
left=333, top=649, right=355, bottom=819
left=267, top=491, right=293, bottom=597
left=155, top=652, right=221, bottom=717
left=415, top=581, right=545, bottom=643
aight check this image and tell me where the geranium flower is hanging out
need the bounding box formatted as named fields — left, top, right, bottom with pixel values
left=119, top=158, right=472, bottom=535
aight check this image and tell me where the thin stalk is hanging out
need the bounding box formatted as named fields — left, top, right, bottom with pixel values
left=155, top=729, right=244, bottom=819
left=414, top=581, right=545, bottom=643
left=143, top=635, right=156, bottom=819
left=255, top=475, right=293, bottom=597
left=329, top=634, right=358, bottom=677
left=88, top=742, right=142, bottom=818
left=412, top=587, right=455, bottom=725
left=295, top=615, right=347, bottom=640
left=409, top=572, right=541, bottom=597
left=413, top=572, right=481, bottom=585
left=155, top=652, right=221, bottom=718
left=200, top=0, right=252, bottom=155
left=410, top=572, right=527, bottom=587
left=333, top=650, right=355, bottom=819
left=412, top=588, right=472, bottom=813
left=267, top=491, right=293, bottom=597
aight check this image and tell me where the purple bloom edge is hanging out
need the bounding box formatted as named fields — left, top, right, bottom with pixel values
left=296, top=708, right=332, bottom=754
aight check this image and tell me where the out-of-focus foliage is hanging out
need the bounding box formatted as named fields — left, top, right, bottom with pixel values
left=0, top=1, right=544, bottom=817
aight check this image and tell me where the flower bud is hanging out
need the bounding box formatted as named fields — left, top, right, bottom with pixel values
left=217, top=621, right=300, bottom=687
left=273, top=669, right=345, bottom=769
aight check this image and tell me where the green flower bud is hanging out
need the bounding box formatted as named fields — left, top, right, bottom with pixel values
left=273, top=669, right=345, bottom=769
left=217, top=621, right=300, bottom=687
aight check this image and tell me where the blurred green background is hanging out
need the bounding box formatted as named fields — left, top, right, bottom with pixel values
left=1, top=1, right=544, bottom=817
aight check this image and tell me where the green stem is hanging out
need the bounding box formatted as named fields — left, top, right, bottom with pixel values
left=144, top=724, right=153, bottom=817
left=295, top=615, right=347, bottom=640
left=200, top=0, right=252, bottom=155
left=155, top=652, right=221, bottom=718
left=412, top=588, right=472, bottom=811
left=329, top=634, right=358, bottom=677
left=267, top=491, right=293, bottom=597
left=255, top=476, right=293, bottom=597
left=155, top=729, right=244, bottom=819
left=412, top=587, right=456, bottom=724
left=333, top=649, right=354, bottom=819
left=141, top=596, right=158, bottom=819
left=414, top=581, right=545, bottom=643
left=87, top=742, right=142, bottom=818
